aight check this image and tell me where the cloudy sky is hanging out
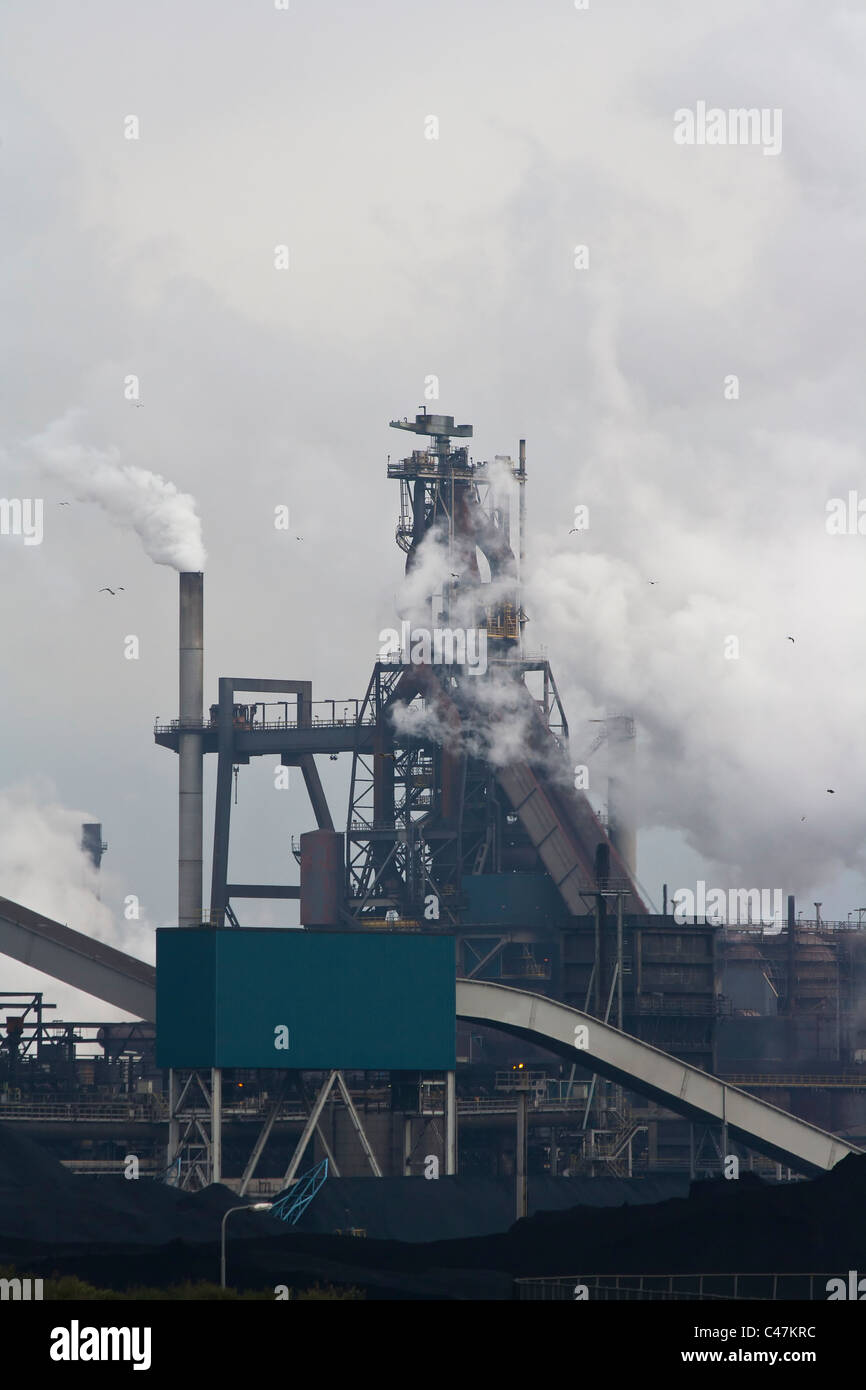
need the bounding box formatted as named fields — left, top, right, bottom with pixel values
left=1, top=0, right=864, bottom=1018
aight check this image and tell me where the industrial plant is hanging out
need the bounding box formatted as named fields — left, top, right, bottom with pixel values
left=0, top=409, right=862, bottom=1235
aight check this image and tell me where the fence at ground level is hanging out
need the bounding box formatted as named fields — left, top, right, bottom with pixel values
left=514, top=1273, right=842, bottom=1300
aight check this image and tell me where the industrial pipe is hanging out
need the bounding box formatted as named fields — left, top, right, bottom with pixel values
left=606, top=714, right=637, bottom=883
left=178, top=572, right=203, bottom=927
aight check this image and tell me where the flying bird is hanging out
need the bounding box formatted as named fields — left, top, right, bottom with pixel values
left=57, top=501, right=71, bottom=506
left=827, top=788, right=835, bottom=794
left=98, top=587, right=125, bottom=595
left=568, top=527, right=581, bottom=535
left=787, top=636, right=795, bottom=643
left=648, top=580, right=658, bottom=585
left=295, top=536, right=304, bottom=541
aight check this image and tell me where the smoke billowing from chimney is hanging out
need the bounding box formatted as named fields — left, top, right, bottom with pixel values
left=26, top=410, right=206, bottom=571
left=526, top=541, right=860, bottom=897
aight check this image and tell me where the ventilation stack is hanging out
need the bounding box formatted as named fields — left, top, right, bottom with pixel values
left=178, top=572, right=204, bottom=928
left=606, top=714, right=637, bottom=883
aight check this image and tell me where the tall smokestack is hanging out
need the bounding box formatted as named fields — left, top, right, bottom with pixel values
left=607, top=714, right=637, bottom=883
left=178, top=572, right=203, bottom=927
left=517, top=438, right=526, bottom=649
left=81, top=823, right=106, bottom=871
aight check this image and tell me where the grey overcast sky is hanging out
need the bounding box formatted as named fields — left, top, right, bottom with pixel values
left=1, top=0, right=864, bottom=1017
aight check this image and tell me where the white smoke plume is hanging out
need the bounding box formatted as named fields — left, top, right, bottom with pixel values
left=386, top=651, right=573, bottom=784
left=388, top=697, right=455, bottom=747
left=526, top=511, right=866, bottom=898
left=0, top=781, right=146, bottom=1020
left=485, top=454, right=519, bottom=521
left=388, top=518, right=563, bottom=772
left=26, top=410, right=206, bottom=571
left=396, top=521, right=515, bottom=632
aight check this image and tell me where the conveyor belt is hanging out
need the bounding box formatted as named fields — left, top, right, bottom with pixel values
left=0, top=896, right=155, bottom=1019
left=457, top=979, right=859, bottom=1175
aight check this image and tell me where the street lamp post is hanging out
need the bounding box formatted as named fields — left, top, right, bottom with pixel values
left=220, top=1202, right=273, bottom=1289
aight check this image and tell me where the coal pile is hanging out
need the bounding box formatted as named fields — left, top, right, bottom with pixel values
left=295, top=1173, right=688, bottom=1241
left=218, top=1153, right=866, bottom=1296
left=0, top=1121, right=864, bottom=1299
left=0, top=1123, right=275, bottom=1248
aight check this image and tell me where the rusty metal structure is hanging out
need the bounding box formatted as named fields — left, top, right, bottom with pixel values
left=147, top=412, right=658, bottom=1183
left=342, top=413, right=647, bottom=986
left=156, top=413, right=648, bottom=984
left=6, top=407, right=862, bottom=1189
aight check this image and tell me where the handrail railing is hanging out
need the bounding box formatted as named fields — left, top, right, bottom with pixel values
left=514, top=1272, right=835, bottom=1301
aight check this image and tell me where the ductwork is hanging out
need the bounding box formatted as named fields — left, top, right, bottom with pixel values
left=178, top=572, right=203, bottom=927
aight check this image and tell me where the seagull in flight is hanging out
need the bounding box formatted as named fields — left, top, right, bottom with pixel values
left=787, top=636, right=795, bottom=643
left=98, top=587, right=125, bottom=595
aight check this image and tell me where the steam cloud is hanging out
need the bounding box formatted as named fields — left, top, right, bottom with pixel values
left=0, top=781, right=148, bottom=1020
left=389, top=518, right=564, bottom=774
left=27, top=411, right=206, bottom=571
left=526, top=534, right=865, bottom=900
left=387, top=442, right=864, bottom=908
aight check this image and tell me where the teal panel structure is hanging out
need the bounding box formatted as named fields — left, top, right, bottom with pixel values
left=156, top=929, right=456, bottom=1070
left=156, top=929, right=216, bottom=1067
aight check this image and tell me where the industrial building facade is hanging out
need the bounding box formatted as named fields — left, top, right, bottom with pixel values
left=0, top=413, right=862, bottom=1191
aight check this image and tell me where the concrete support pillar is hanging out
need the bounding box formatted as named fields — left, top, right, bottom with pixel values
left=403, top=1116, right=413, bottom=1174
left=211, top=1067, right=222, bottom=1185
left=210, top=678, right=234, bottom=927
left=167, top=1068, right=180, bottom=1186
left=516, top=1090, right=528, bottom=1219
left=616, top=892, right=624, bottom=1030
left=445, top=1071, right=457, bottom=1175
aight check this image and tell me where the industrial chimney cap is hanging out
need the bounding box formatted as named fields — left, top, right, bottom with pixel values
left=389, top=414, right=473, bottom=438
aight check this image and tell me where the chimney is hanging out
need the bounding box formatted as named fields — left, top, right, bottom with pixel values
left=178, top=572, right=203, bottom=927
left=81, top=823, right=106, bottom=871
left=606, top=714, right=637, bottom=882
